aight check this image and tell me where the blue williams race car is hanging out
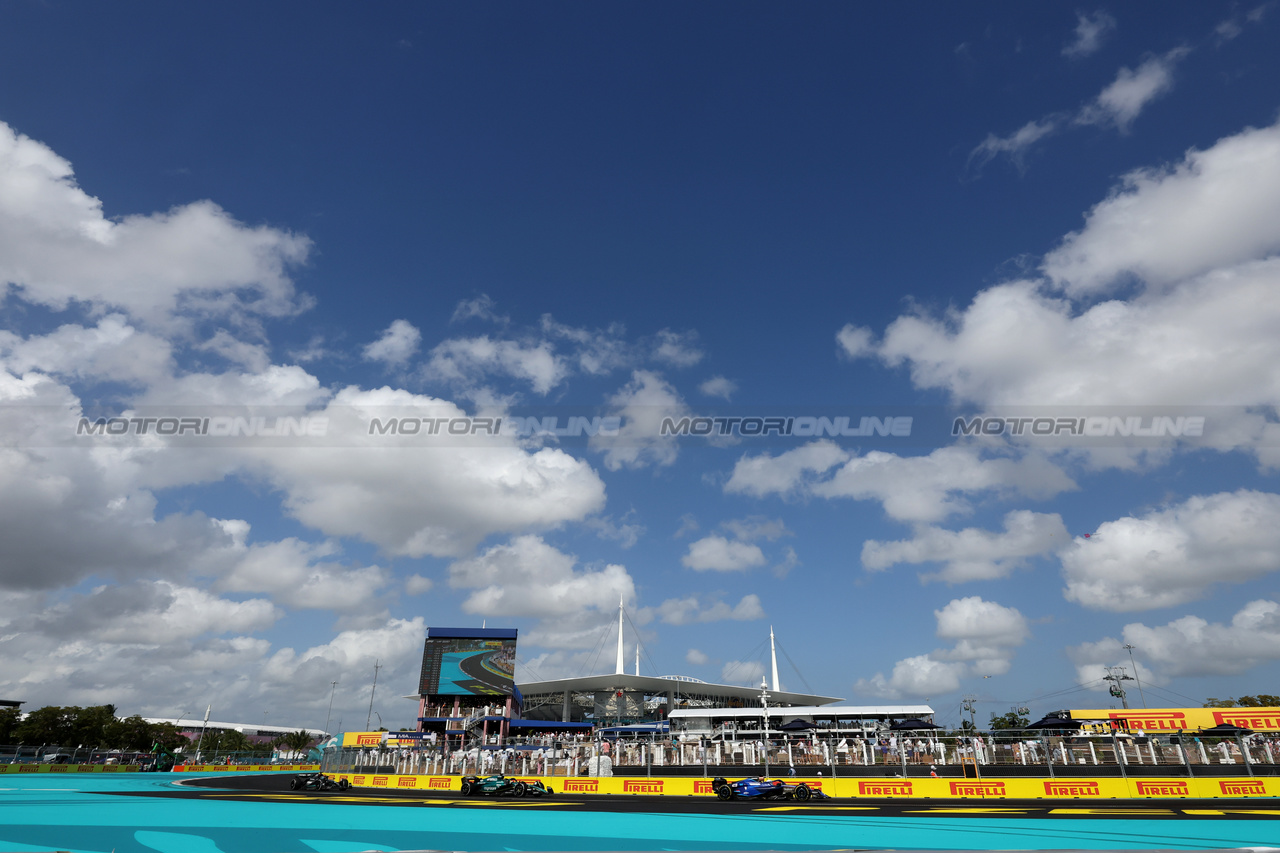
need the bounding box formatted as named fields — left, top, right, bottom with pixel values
left=711, top=776, right=827, bottom=801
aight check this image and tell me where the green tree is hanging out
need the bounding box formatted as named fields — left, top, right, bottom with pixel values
left=989, top=709, right=1030, bottom=730
left=104, top=715, right=159, bottom=751
left=69, top=705, right=118, bottom=747
left=275, top=730, right=316, bottom=752
left=15, top=706, right=76, bottom=745
left=1205, top=698, right=1238, bottom=707
left=1237, top=695, right=1280, bottom=707
left=0, top=707, right=20, bottom=742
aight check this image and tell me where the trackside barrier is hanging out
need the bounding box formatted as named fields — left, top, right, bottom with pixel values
left=172, top=764, right=320, bottom=772
left=333, top=773, right=1280, bottom=799
left=0, top=764, right=142, bottom=774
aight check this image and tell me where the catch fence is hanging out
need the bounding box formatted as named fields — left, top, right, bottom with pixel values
left=321, top=730, right=1280, bottom=777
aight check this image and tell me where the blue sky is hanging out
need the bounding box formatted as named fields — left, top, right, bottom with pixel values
left=2, top=2, right=1280, bottom=733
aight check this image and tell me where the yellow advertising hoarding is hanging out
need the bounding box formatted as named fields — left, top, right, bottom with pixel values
left=341, top=731, right=387, bottom=747
left=335, top=773, right=1280, bottom=799
left=1069, top=707, right=1280, bottom=732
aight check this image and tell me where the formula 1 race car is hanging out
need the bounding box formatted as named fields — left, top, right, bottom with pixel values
left=289, top=772, right=350, bottom=792
left=459, top=774, right=554, bottom=797
left=711, top=776, right=826, bottom=801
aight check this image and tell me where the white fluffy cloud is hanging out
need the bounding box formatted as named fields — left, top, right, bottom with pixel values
left=655, top=594, right=765, bottom=625
left=363, top=319, right=422, bottom=367
left=699, top=375, right=737, bottom=400
left=1061, top=490, right=1280, bottom=611
left=448, top=535, right=634, bottom=648
left=0, top=120, right=310, bottom=326
left=862, top=511, right=1068, bottom=583
left=591, top=370, right=689, bottom=470
left=1046, top=118, right=1280, bottom=296
left=425, top=335, right=566, bottom=395
left=728, top=441, right=1074, bottom=522
left=721, top=659, right=766, bottom=687
left=856, top=597, right=1029, bottom=698
left=258, top=385, right=607, bottom=558
left=682, top=535, right=766, bottom=571
left=1070, top=600, right=1280, bottom=682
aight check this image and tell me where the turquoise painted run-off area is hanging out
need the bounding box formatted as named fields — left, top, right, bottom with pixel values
left=3, top=773, right=1280, bottom=853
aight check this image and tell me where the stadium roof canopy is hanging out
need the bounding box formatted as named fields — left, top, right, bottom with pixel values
left=517, top=673, right=840, bottom=708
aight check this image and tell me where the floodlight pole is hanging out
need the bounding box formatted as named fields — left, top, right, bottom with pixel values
left=325, top=681, right=338, bottom=736
left=366, top=660, right=381, bottom=730
left=1122, top=644, right=1147, bottom=708
left=760, top=679, right=771, bottom=777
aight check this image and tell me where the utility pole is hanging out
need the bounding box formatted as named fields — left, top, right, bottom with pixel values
left=1122, top=644, right=1147, bottom=708
left=1103, top=666, right=1134, bottom=709
left=366, top=660, right=381, bottom=730
left=961, top=695, right=978, bottom=732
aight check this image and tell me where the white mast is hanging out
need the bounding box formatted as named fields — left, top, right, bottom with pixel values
left=770, top=625, right=780, bottom=692
left=615, top=596, right=625, bottom=675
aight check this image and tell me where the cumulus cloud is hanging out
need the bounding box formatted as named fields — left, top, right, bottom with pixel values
left=448, top=535, right=634, bottom=647
left=1070, top=600, right=1280, bottom=682
left=856, top=655, right=965, bottom=699
left=723, top=440, right=849, bottom=498
left=728, top=442, right=1074, bottom=523
left=721, top=659, right=766, bottom=687
left=258, top=385, right=607, bottom=558
left=655, top=594, right=765, bottom=625
left=1063, top=10, right=1117, bottom=58
left=424, top=335, right=566, bottom=395
left=591, top=370, right=689, bottom=470
left=856, top=597, right=1029, bottom=698
left=1061, top=490, right=1280, bottom=611
left=211, top=526, right=391, bottom=614
left=1045, top=119, right=1280, bottom=296
left=686, top=648, right=709, bottom=666
left=682, top=535, right=766, bottom=571
left=363, top=319, right=422, bottom=367
left=699, top=376, right=737, bottom=400
left=0, top=120, right=311, bottom=326
left=862, top=510, right=1068, bottom=583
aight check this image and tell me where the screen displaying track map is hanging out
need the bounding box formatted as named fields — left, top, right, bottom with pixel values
left=419, top=631, right=517, bottom=696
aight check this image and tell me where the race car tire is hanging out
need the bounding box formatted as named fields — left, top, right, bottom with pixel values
left=512, top=781, right=527, bottom=797
left=460, top=781, right=474, bottom=796
left=716, top=784, right=734, bottom=801
left=793, top=784, right=812, bottom=802
left=289, top=778, right=299, bottom=790
left=338, top=779, right=350, bottom=790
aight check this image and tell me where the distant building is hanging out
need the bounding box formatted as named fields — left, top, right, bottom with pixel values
left=142, top=717, right=326, bottom=745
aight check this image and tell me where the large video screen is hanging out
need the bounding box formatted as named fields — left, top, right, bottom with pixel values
left=419, top=628, right=517, bottom=696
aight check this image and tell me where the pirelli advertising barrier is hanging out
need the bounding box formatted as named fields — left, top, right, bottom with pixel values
left=334, top=773, right=1280, bottom=799
left=1069, top=707, right=1280, bottom=732
left=0, top=764, right=142, bottom=773
left=172, top=764, right=320, bottom=772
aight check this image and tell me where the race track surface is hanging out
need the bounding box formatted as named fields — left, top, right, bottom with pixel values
left=2, top=771, right=1280, bottom=853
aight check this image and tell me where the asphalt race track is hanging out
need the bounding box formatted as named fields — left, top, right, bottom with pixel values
left=4, top=772, right=1280, bottom=853
left=172, top=772, right=1280, bottom=819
